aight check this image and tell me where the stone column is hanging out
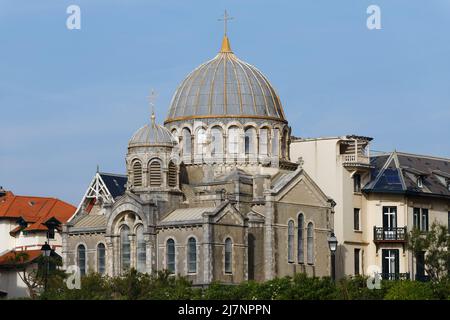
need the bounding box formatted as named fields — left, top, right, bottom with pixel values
left=264, top=191, right=275, bottom=280
left=145, top=233, right=152, bottom=274
left=129, top=234, right=136, bottom=269
left=202, top=215, right=213, bottom=284
left=106, top=235, right=114, bottom=276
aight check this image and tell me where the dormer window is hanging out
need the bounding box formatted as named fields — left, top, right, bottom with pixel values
left=417, top=176, right=423, bottom=188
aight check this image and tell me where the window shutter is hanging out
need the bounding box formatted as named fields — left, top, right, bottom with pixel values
left=149, top=160, right=162, bottom=186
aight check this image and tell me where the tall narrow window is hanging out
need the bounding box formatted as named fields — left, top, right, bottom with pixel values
left=297, top=214, right=304, bottom=263
left=382, top=249, right=399, bottom=280
left=182, top=128, right=192, bottom=156
left=354, top=208, right=360, bottom=231
left=228, top=126, right=239, bottom=155
left=196, top=128, right=207, bottom=156
left=244, top=127, right=256, bottom=155
left=120, top=225, right=130, bottom=271
left=136, top=226, right=146, bottom=273
left=133, top=161, right=142, bottom=187
left=259, top=128, right=269, bottom=156
left=287, top=220, right=294, bottom=263
left=354, top=248, right=360, bottom=275
left=421, top=209, right=429, bottom=232
left=307, top=223, right=314, bottom=265
left=413, top=207, right=420, bottom=229
left=166, top=239, right=175, bottom=274
left=353, top=174, right=361, bottom=193
left=281, top=131, right=287, bottom=159
left=149, top=159, right=162, bottom=186
left=77, top=244, right=86, bottom=276
left=187, top=237, right=197, bottom=274
left=211, top=127, right=223, bottom=157
left=97, top=243, right=105, bottom=275
left=272, top=129, right=279, bottom=156
left=224, top=238, right=233, bottom=274
left=168, top=161, right=177, bottom=188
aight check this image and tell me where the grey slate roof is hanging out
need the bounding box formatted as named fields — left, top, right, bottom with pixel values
left=71, top=214, right=107, bottom=232
left=160, top=207, right=213, bottom=225
left=99, top=173, right=127, bottom=199
left=363, top=151, right=450, bottom=198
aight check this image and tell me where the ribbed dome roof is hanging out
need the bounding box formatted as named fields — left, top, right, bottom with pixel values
left=165, top=36, right=286, bottom=124
left=129, top=116, right=176, bottom=148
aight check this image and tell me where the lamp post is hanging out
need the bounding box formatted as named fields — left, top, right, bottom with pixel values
left=41, top=242, right=52, bottom=292
left=327, top=232, right=338, bottom=281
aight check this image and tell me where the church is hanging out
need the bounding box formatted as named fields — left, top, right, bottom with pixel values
left=62, top=30, right=335, bottom=285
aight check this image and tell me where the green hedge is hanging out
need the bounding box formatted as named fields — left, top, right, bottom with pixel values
left=38, top=269, right=450, bottom=300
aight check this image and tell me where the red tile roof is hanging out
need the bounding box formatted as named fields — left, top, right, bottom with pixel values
left=0, top=191, right=76, bottom=232
left=0, top=249, right=42, bottom=267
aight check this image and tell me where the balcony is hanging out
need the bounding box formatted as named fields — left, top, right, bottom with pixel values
left=380, top=273, right=410, bottom=281
left=373, top=227, right=407, bottom=242
left=342, top=154, right=371, bottom=168
left=373, top=227, right=407, bottom=252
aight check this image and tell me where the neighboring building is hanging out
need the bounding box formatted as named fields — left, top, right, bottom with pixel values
left=0, top=188, right=75, bottom=298
left=63, top=34, right=335, bottom=285
left=363, top=151, right=450, bottom=281
left=291, top=136, right=450, bottom=280
left=290, top=136, right=373, bottom=278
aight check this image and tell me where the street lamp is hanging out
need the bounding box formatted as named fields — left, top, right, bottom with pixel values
left=327, top=232, right=338, bottom=281
left=40, top=242, right=52, bottom=291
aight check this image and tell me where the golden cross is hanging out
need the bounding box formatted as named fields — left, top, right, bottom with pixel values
left=218, top=10, right=234, bottom=36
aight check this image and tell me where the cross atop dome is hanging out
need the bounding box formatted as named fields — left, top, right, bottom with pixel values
left=147, top=89, right=158, bottom=125
left=218, top=10, right=233, bottom=53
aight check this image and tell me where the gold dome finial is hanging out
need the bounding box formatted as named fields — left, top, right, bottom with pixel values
left=218, top=10, right=233, bottom=53
left=147, top=89, right=158, bottom=126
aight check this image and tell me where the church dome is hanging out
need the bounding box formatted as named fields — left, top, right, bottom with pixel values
left=165, top=36, right=286, bottom=124
left=129, top=115, right=177, bottom=148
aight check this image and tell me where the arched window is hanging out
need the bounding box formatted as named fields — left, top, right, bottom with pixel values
left=259, top=128, right=269, bottom=156
left=245, top=127, right=256, bottom=155
left=133, top=161, right=142, bottom=187
left=297, top=214, right=304, bottom=264
left=120, top=225, right=130, bottom=271
left=166, top=239, right=175, bottom=274
left=196, top=128, right=207, bottom=156
left=224, top=238, right=233, bottom=274
left=168, top=161, right=177, bottom=188
left=307, top=223, right=314, bottom=265
left=288, top=220, right=294, bottom=263
left=149, top=159, right=162, bottom=186
left=187, top=237, right=197, bottom=274
left=77, top=244, right=86, bottom=276
left=272, top=129, right=280, bottom=157
left=211, top=127, right=223, bottom=157
left=136, top=225, right=146, bottom=273
left=182, top=128, right=192, bottom=156
left=228, top=126, right=239, bottom=155
left=97, top=243, right=105, bottom=274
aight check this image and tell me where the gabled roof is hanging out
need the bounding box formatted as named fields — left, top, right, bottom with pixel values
left=70, top=172, right=127, bottom=222
left=0, top=191, right=76, bottom=232
left=364, top=151, right=450, bottom=198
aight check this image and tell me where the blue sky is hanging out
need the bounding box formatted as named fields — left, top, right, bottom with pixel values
left=1, top=0, right=449, bottom=205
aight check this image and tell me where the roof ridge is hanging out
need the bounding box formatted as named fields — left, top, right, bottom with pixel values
left=99, top=172, right=127, bottom=177
left=393, top=151, right=450, bottom=162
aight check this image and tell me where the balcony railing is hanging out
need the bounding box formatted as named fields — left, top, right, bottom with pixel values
left=380, top=273, right=410, bottom=281
left=373, top=227, right=407, bottom=242
left=342, top=154, right=370, bottom=167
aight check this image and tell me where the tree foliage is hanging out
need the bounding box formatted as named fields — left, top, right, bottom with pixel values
left=408, top=222, right=450, bottom=282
